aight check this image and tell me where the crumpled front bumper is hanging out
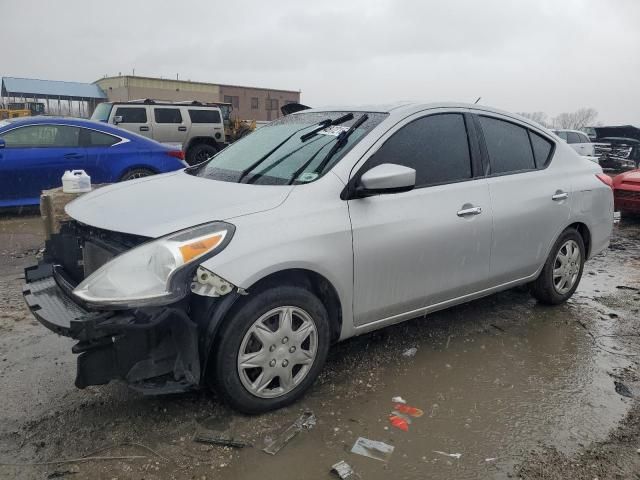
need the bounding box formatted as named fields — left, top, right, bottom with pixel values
left=23, top=264, right=113, bottom=339
left=22, top=263, right=201, bottom=394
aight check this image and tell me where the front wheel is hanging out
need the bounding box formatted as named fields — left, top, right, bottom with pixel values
left=531, top=228, right=585, bottom=305
left=209, top=286, right=330, bottom=414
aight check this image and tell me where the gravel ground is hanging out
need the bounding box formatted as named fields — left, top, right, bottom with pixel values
left=0, top=212, right=638, bottom=480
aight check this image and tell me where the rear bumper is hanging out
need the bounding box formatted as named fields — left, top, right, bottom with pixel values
left=23, top=263, right=201, bottom=393
left=614, top=189, right=640, bottom=213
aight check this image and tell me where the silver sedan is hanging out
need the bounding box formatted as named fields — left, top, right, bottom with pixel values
left=24, top=102, right=614, bottom=413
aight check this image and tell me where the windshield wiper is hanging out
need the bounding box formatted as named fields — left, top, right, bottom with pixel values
left=236, top=120, right=332, bottom=183
left=238, top=114, right=356, bottom=184
left=245, top=136, right=329, bottom=184
left=288, top=114, right=369, bottom=185
left=299, top=113, right=354, bottom=142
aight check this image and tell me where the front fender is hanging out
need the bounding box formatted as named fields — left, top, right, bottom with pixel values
left=198, top=177, right=355, bottom=340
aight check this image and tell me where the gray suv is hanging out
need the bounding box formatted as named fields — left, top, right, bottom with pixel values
left=24, top=103, right=613, bottom=413
left=91, top=100, right=225, bottom=165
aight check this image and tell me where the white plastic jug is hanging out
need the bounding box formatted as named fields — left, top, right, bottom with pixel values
left=62, top=170, right=92, bottom=193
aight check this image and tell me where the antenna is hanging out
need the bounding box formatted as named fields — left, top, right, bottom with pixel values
left=474, top=97, right=481, bottom=104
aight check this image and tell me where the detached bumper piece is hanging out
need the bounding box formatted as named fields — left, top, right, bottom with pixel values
left=23, top=264, right=201, bottom=394
left=24, top=266, right=96, bottom=336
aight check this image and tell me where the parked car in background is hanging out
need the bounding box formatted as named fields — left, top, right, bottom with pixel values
left=23, top=103, right=613, bottom=413
left=613, top=169, right=640, bottom=216
left=0, top=117, right=186, bottom=207
left=552, top=129, right=595, bottom=157
left=91, top=100, right=226, bottom=165
left=594, top=137, right=640, bottom=170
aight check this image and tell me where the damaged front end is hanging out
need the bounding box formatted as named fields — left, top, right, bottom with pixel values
left=23, top=220, right=238, bottom=394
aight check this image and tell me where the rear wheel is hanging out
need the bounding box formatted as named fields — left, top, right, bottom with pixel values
left=531, top=228, right=585, bottom=305
left=120, top=168, right=155, bottom=181
left=209, top=285, right=330, bottom=414
left=187, top=143, right=218, bottom=166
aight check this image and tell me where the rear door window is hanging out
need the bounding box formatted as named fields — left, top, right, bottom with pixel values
left=478, top=116, right=535, bottom=174
left=115, top=107, right=147, bottom=123
left=3, top=124, right=80, bottom=147
left=567, top=132, right=581, bottom=144
left=154, top=108, right=183, bottom=124
left=189, top=109, right=221, bottom=124
left=364, top=113, right=472, bottom=187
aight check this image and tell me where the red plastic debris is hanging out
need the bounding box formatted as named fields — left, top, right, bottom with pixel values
left=389, top=414, right=409, bottom=431
left=394, top=404, right=424, bottom=418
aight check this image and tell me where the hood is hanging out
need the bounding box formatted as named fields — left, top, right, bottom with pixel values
left=66, top=170, right=293, bottom=238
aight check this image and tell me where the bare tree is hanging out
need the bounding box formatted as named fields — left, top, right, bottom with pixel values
left=517, top=111, right=550, bottom=127
left=551, top=108, right=598, bottom=130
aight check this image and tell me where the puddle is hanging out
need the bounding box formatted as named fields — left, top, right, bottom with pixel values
left=223, top=302, right=628, bottom=479
left=222, top=223, right=640, bottom=479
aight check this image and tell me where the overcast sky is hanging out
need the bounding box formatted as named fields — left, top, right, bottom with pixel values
left=2, top=0, right=639, bottom=124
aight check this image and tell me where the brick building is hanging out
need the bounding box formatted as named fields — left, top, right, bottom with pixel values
left=94, top=75, right=301, bottom=121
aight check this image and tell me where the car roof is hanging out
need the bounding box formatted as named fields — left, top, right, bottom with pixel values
left=3, top=116, right=104, bottom=127
left=552, top=129, right=586, bottom=134
left=105, top=101, right=222, bottom=108
left=298, top=102, right=550, bottom=131
left=0, top=116, right=164, bottom=143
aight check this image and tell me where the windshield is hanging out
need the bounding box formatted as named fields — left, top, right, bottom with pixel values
left=91, top=103, right=113, bottom=122
left=187, top=111, right=387, bottom=185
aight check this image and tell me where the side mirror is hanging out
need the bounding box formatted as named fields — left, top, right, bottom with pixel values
left=0, top=138, right=5, bottom=149
left=355, top=163, right=416, bottom=197
left=113, top=116, right=123, bottom=125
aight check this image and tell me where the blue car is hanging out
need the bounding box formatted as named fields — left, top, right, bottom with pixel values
left=0, top=116, right=187, bottom=207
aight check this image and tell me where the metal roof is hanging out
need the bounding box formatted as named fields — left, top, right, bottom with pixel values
left=1, top=77, right=106, bottom=100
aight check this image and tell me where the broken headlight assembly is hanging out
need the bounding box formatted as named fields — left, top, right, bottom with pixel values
left=73, top=222, right=235, bottom=309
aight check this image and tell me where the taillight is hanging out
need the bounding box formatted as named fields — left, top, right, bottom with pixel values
left=167, top=150, right=185, bottom=160
left=596, top=173, right=613, bottom=189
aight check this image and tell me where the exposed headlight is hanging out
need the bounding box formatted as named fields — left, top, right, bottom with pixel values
left=73, top=222, right=234, bottom=309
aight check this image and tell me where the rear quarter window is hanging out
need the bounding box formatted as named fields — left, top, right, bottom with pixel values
left=82, top=128, right=119, bottom=147
left=189, top=109, right=222, bottom=124
left=478, top=116, right=535, bottom=174
left=529, top=131, right=554, bottom=168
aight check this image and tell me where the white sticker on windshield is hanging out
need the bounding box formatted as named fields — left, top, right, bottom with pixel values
left=298, top=172, right=319, bottom=183
left=317, top=125, right=349, bottom=136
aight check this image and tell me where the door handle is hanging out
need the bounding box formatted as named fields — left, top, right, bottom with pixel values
left=457, top=206, right=482, bottom=217
left=178, top=126, right=187, bottom=131
left=64, top=153, right=83, bottom=159
left=552, top=192, right=569, bottom=201
left=139, top=126, right=150, bottom=132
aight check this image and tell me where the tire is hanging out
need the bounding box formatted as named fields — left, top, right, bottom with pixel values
left=186, top=143, right=218, bottom=166
left=209, top=285, right=330, bottom=414
left=119, top=168, right=155, bottom=181
left=530, top=228, right=585, bottom=305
